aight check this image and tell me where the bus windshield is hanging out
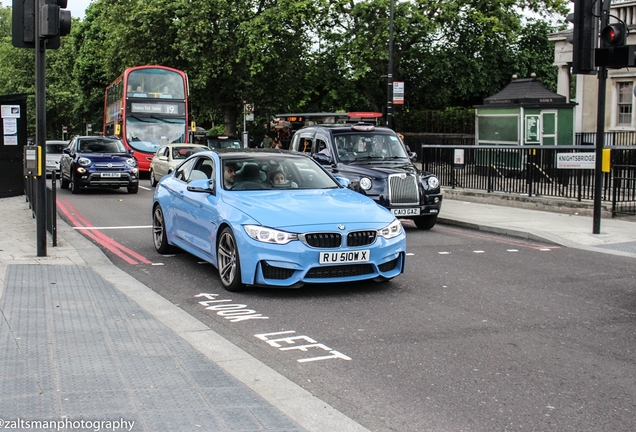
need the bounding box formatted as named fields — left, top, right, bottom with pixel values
left=127, top=69, right=185, bottom=99
left=126, top=116, right=186, bottom=153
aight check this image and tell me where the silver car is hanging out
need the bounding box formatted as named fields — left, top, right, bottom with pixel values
left=149, top=144, right=208, bottom=186
left=45, top=140, right=68, bottom=177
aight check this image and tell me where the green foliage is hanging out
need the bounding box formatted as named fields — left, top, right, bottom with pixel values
left=206, top=124, right=225, bottom=136
left=0, top=0, right=569, bottom=137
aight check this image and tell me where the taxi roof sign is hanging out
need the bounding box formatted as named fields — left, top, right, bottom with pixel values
left=347, top=112, right=383, bottom=118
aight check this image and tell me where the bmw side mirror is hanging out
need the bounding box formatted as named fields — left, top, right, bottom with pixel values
left=335, top=176, right=351, bottom=187
left=187, top=178, right=214, bottom=193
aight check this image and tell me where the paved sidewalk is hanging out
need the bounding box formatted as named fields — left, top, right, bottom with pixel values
left=1, top=193, right=634, bottom=432
left=439, top=198, right=636, bottom=258
left=0, top=196, right=367, bottom=432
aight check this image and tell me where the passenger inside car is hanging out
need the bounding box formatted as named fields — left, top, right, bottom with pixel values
left=267, top=170, right=298, bottom=189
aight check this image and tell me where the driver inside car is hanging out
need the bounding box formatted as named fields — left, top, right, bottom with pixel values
left=223, top=162, right=237, bottom=189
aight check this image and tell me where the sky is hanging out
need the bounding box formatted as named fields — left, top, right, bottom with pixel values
left=68, top=0, right=92, bottom=20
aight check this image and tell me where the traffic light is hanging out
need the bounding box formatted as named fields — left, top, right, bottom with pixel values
left=566, top=0, right=598, bottom=74
left=12, top=0, right=36, bottom=48
left=39, top=0, right=71, bottom=49
left=595, top=21, right=632, bottom=68
left=11, top=0, right=70, bottom=49
left=601, top=23, right=627, bottom=47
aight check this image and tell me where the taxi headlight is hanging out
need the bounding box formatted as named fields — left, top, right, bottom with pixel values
left=359, top=177, right=372, bottom=190
left=422, top=176, right=439, bottom=190
left=244, top=225, right=298, bottom=245
left=78, top=157, right=91, bottom=167
left=378, top=219, right=403, bottom=239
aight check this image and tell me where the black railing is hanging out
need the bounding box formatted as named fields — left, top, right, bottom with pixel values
left=575, top=131, right=636, bottom=146
left=420, top=145, right=636, bottom=217
left=24, top=172, right=57, bottom=246
left=612, top=165, right=636, bottom=217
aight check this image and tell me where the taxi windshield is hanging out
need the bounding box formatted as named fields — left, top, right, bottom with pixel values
left=333, top=133, right=409, bottom=162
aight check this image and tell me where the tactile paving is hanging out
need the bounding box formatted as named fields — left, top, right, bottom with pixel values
left=596, top=240, right=636, bottom=254
left=1, top=264, right=305, bottom=431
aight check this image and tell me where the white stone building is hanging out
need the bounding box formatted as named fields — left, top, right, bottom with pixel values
left=549, top=0, right=636, bottom=136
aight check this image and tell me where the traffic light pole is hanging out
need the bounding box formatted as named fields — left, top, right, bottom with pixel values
left=593, top=66, right=606, bottom=234
left=592, top=0, right=612, bottom=235
left=12, top=0, right=72, bottom=256
left=35, top=0, right=47, bottom=256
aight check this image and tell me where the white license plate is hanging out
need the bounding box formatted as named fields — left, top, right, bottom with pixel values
left=319, top=250, right=370, bottom=265
left=392, top=208, right=420, bottom=216
left=101, top=172, right=121, bottom=178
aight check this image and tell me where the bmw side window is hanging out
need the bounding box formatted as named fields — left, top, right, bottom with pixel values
left=193, top=157, right=214, bottom=180
left=174, top=158, right=196, bottom=182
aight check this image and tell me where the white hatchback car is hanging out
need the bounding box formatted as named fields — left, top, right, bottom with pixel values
left=45, top=140, right=68, bottom=177
left=149, top=144, right=208, bottom=186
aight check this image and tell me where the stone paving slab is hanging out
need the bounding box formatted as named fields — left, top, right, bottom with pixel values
left=0, top=264, right=306, bottom=432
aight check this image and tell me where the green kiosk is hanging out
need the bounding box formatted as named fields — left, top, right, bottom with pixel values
left=474, top=77, right=576, bottom=174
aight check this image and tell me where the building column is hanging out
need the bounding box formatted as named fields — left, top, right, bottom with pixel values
left=557, top=64, right=571, bottom=101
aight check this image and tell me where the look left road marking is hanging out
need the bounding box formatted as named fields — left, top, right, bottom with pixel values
left=195, top=294, right=351, bottom=362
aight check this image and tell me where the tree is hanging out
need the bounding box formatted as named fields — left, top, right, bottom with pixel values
left=0, top=0, right=570, bottom=138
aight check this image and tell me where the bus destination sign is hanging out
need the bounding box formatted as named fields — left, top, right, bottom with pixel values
left=130, top=102, right=183, bottom=115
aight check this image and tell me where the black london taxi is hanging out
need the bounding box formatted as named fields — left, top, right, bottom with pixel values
left=290, top=123, right=442, bottom=229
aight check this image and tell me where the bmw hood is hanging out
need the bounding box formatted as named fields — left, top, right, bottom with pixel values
left=221, top=188, right=395, bottom=229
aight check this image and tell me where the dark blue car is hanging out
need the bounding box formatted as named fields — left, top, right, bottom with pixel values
left=60, top=136, right=139, bottom=194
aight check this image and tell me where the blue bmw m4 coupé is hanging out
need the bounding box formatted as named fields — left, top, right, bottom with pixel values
left=152, top=149, right=406, bottom=291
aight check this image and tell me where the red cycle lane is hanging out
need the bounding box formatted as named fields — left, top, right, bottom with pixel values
left=57, top=198, right=153, bottom=265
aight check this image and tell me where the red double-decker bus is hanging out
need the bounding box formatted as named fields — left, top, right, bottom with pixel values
left=103, top=65, right=190, bottom=172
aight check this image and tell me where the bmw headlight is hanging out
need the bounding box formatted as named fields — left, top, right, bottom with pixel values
left=359, top=177, right=372, bottom=190
left=78, top=157, right=91, bottom=167
left=421, top=175, right=440, bottom=190
left=378, top=219, right=403, bottom=239
left=244, top=225, right=298, bottom=245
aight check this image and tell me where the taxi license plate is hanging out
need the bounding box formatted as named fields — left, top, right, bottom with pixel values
left=392, top=208, right=420, bottom=216
left=319, top=250, right=370, bottom=265
left=101, top=173, right=121, bottom=178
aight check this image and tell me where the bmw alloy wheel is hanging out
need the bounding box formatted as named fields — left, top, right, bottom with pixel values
left=152, top=205, right=174, bottom=253
left=217, top=227, right=243, bottom=291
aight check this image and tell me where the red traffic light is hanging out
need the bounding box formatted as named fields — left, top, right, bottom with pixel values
left=601, top=23, right=627, bottom=47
